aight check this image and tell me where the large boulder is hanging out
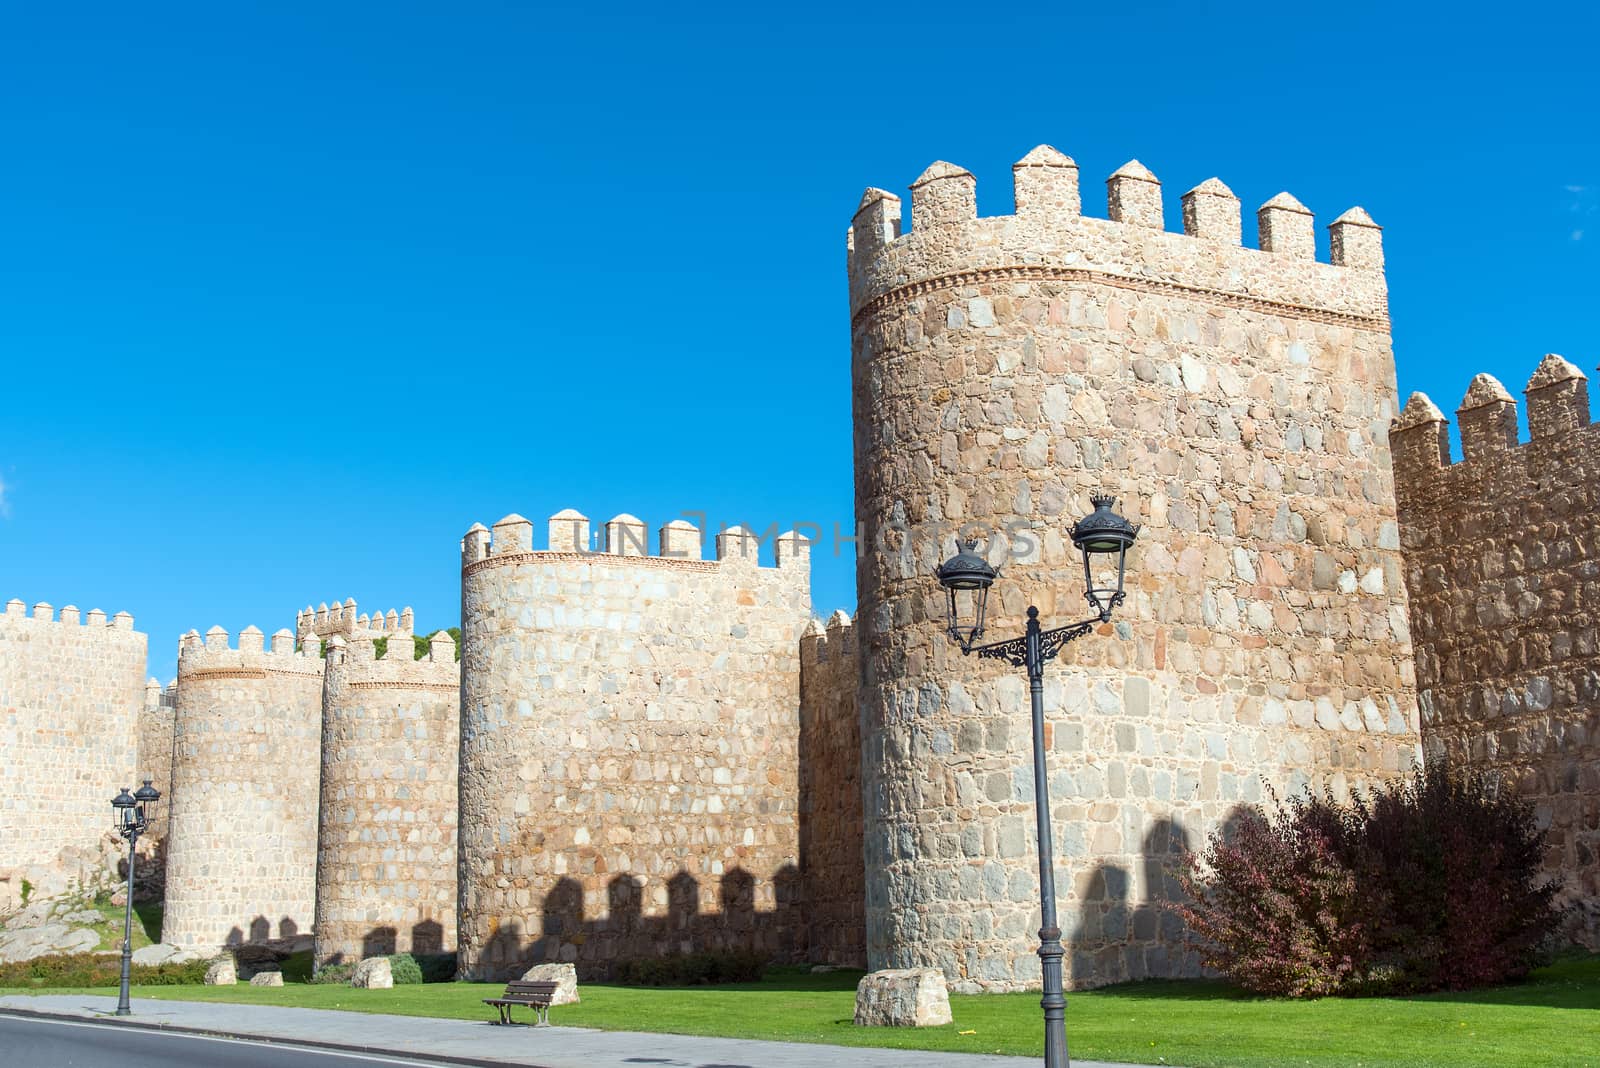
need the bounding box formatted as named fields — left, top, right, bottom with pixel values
left=131, top=943, right=204, bottom=967
left=204, top=957, right=238, bottom=985
left=249, top=970, right=284, bottom=987
left=854, top=968, right=953, bottom=1027
left=519, top=962, right=579, bottom=1005
left=352, top=957, right=394, bottom=989
left=0, top=922, right=101, bottom=964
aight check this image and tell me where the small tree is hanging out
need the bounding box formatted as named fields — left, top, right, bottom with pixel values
left=1176, top=765, right=1561, bottom=997
left=1175, top=793, right=1374, bottom=997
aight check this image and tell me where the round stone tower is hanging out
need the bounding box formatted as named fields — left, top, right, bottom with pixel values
left=457, top=509, right=811, bottom=980
left=313, top=630, right=460, bottom=968
left=163, top=625, right=324, bottom=952
left=848, top=148, right=1423, bottom=991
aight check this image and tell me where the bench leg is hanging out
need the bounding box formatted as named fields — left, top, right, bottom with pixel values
left=536, top=1004, right=550, bottom=1028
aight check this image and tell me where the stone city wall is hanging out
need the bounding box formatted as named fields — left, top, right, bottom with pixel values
left=135, top=677, right=178, bottom=843
left=799, top=609, right=867, bottom=967
left=1391, top=355, right=1600, bottom=945
left=848, top=147, right=1422, bottom=991
left=0, top=600, right=146, bottom=908
left=296, top=598, right=413, bottom=645
left=314, top=630, right=460, bottom=967
left=163, top=625, right=324, bottom=951
left=457, top=510, right=811, bottom=980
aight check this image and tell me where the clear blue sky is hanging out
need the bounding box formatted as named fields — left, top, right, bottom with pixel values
left=1, top=2, right=1595, bottom=682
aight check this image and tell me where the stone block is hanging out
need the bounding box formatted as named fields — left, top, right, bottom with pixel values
left=204, top=956, right=237, bottom=985
left=248, top=970, right=282, bottom=987
left=854, top=968, right=953, bottom=1027
left=352, top=956, right=393, bottom=989
left=520, top=961, right=580, bottom=1005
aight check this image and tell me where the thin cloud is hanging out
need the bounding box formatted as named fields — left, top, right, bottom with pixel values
left=1575, top=230, right=1586, bottom=242
left=0, top=477, right=9, bottom=518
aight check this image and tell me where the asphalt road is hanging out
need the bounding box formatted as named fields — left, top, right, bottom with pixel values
left=0, top=1013, right=472, bottom=1068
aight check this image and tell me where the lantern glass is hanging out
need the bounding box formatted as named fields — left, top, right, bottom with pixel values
left=1070, top=493, right=1139, bottom=621
left=111, top=787, right=136, bottom=830
left=935, top=538, right=998, bottom=648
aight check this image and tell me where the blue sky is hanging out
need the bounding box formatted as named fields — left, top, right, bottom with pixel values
left=0, top=2, right=1595, bottom=681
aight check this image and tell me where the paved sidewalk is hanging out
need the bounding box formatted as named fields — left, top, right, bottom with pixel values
left=0, top=994, right=1163, bottom=1068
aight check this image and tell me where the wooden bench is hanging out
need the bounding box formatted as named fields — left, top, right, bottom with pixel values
left=483, top=979, right=560, bottom=1027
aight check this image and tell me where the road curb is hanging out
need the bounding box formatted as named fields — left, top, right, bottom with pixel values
left=0, top=1004, right=556, bottom=1068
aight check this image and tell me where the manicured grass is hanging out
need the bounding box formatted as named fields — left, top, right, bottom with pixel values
left=5, top=956, right=1598, bottom=1067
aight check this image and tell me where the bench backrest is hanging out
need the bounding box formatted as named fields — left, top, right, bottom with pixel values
left=504, top=980, right=559, bottom=997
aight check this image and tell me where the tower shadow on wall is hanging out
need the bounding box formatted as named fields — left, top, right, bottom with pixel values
left=1068, top=817, right=1196, bottom=988
left=520, top=864, right=802, bottom=980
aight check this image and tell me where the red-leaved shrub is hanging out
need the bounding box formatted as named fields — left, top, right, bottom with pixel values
left=1176, top=764, right=1561, bottom=996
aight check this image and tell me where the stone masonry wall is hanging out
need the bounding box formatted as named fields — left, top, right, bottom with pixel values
left=1391, top=355, right=1600, bottom=945
left=135, top=678, right=178, bottom=843
left=314, top=631, right=460, bottom=967
left=799, top=610, right=866, bottom=967
left=849, top=147, right=1423, bottom=991
left=0, top=600, right=146, bottom=906
left=457, top=510, right=811, bottom=980
left=163, top=626, right=325, bottom=951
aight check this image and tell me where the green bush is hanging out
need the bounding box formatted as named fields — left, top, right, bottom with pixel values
left=387, top=953, right=423, bottom=985
left=413, top=952, right=457, bottom=983
left=613, top=950, right=768, bottom=986
left=310, top=962, right=355, bottom=985
left=0, top=952, right=209, bottom=988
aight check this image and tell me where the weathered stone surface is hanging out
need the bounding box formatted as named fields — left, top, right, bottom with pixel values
left=0, top=923, right=100, bottom=964
left=163, top=629, right=324, bottom=952
left=203, top=957, right=236, bottom=985
left=519, top=962, right=579, bottom=1005
left=1392, top=358, right=1600, bottom=946
left=0, top=601, right=146, bottom=907
left=313, top=633, right=458, bottom=968
left=848, top=148, right=1421, bottom=991
left=351, top=956, right=394, bottom=989
left=130, top=943, right=204, bottom=966
left=456, top=514, right=811, bottom=980
left=798, top=612, right=865, bottom=968
left=248, top=970, right=283, bottom=987
left=854, top=968, right=953, bottom=1027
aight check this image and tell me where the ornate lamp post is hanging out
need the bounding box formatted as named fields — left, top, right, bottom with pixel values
left=935, top=492, right=1138, bottom=1068
left=110, top=779, right=160, bottom=1017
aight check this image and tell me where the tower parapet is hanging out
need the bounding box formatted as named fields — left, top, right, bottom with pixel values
left=848, top=145, right=1416, bottom=991
left=1390, top=356, right=1599, bottom=944
left=0, top=599, right=147, bottom=905
left=296, top=599, right=414, bottom=645
left=314, top=633, right=460, bottom=967
left=456, top=508, right=812, bottom=979
left=164, top=626, right=325, bottom=952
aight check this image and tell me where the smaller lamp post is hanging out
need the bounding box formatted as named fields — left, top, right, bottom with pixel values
left=110, top=779, right=160, bottom=1017
left=935, top=493, right=1138, bottom=1068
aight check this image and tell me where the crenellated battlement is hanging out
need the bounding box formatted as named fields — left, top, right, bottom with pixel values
left=295, top=598, right=414, bottom=644
left=800, top=609, right=855, bottom=665
left=1390, top=355, right=1596, bottom=489
left=324, top=630, right=458, bottom=672
left=177, top=624, right=325, bottom=678
left=460, top=508, right=813, bottom=575
left=2, top=598, right=138, bottom=634
left=848, top=146, right=1387, bottom=327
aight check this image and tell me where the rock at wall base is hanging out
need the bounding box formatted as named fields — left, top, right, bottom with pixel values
left=248, top=970, right=283, bottom=987
left=352, top=956, right=394, bottom=989
left=0, top=923, right=102, bottom=964
left=854, top=968, right=953, bottom=1027
left=519, top=962, right=579, bottom=1005
left=131, top=943, right=204, bottom=967
left=204, top=957, right=237, bottom=985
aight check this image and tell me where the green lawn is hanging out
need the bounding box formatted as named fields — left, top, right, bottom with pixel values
left=5, top=955, right=1598, bottom=1068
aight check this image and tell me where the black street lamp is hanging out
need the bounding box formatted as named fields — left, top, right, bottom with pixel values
left=935, top=492, right=1138, bottom=1068
left=110, top=779, right=160, bottom=1017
